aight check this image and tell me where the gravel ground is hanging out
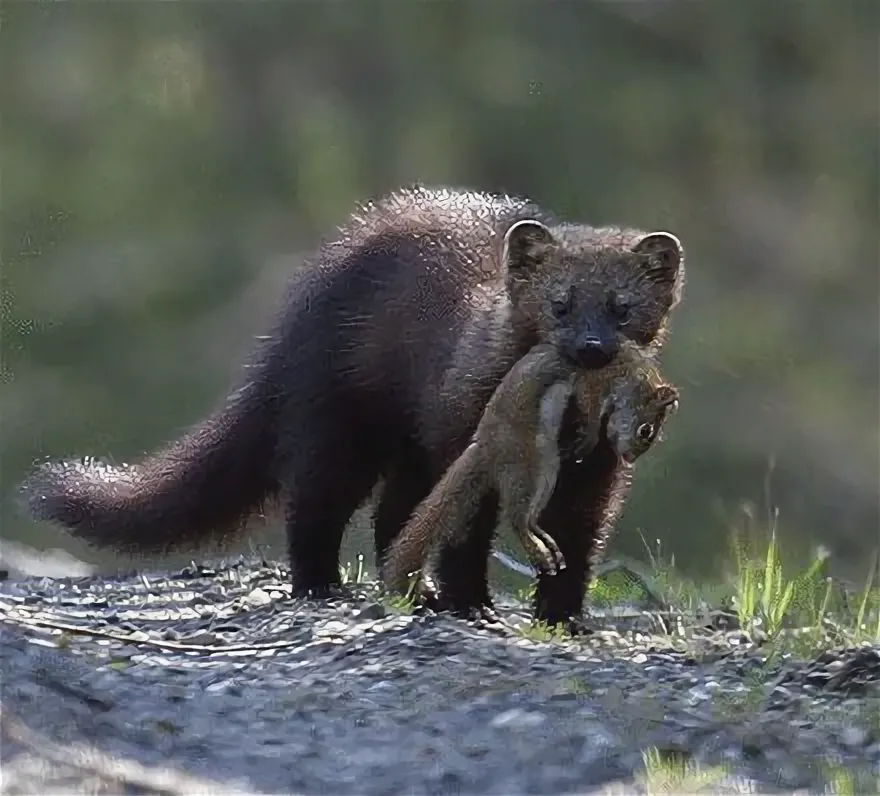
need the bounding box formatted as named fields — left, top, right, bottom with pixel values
left=1, top=556, right=878, bottom=795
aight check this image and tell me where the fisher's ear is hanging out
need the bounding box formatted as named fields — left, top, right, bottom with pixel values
left=503, top=219, right=556, bottom=275
left=631, top=231, right=686, bottom=312
left=631, top=231, right=684, bottom=282
left=655, top=383, right=680, bottom=412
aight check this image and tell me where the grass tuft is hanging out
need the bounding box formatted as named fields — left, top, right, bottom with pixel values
left=637, top=746, right=728, bottom=794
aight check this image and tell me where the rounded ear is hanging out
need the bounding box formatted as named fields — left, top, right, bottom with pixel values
left=656, top=384, right=680, bottom=411
left=631, top=231, right=686, bottom=315
left=503, top=219, right=555, bottom=273
left=631, top=232, right=684, bottom=280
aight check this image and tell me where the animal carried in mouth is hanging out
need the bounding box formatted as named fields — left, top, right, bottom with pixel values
left=380, top=338, right=680, bottom=598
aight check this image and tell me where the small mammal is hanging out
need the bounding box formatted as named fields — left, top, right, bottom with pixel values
left=21, top=186, right=685, bottom=631
left=380, top=340, right=680, bottom=595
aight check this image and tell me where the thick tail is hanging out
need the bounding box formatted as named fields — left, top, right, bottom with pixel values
left=20, top=378, right=279, bottom=555
left=381, top=442, right=490, bottom=593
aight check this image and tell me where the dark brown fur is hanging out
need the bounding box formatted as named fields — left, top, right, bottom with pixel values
left=20, top=186, right=685, bottom=628
left=380, top=340, right=680, bottom=596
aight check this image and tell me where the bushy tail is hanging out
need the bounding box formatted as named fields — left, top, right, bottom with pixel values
left=20, top=380, right=278, bottom=555
left=381, top=442, right=490, bottom=593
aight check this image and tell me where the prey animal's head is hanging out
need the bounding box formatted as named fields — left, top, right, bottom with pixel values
left=502, top=219, right=685, bottom=370
left=604, top=362, right=680, bottom=465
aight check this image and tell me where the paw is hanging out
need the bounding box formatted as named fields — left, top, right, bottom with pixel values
left=470, top=604, right=511, bottom=628
left=546, top=539, right=567, bottom=573
left=291, top=583, right=351, bottom=600
left=563, top=616, right=596, bottom=637
left=432, top=592, right=499, bottom=624
left=472, top=605, right=504, bottom=625
left=527, top=537, right=557, bottom=574
left=525, top=530, right=567, bottom=575
left=540, top=616, right=595, bottom=637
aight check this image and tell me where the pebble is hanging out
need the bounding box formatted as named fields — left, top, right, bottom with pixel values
left=245, top=588, right=271, bottom=607
left=490, top=708, right=547, bottom=729
left=840, top=725, right=869, bottom=748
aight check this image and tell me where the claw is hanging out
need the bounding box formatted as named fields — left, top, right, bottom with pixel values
left=524, top=533, right=558, bottom=575
left=525, top=526, right=567, bottom=575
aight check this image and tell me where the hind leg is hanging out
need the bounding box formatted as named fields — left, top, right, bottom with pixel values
left=499, top=378, right=571, bottom=575
left=522, top=378, right=575, bottom=573
left=373, top=445, right=433, bottom=568
left=498, top=470, right=564, bottom=576
left=520, top=439, right=568, bottom=575
left=282, top=425, right=380, bottom=598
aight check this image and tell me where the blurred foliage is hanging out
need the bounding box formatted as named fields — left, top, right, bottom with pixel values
left=1, top=0, right=877, bottom=584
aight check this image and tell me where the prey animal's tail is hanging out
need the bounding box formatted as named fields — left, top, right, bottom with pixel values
left=20, top=378, right=279, bottom=555
left=381, top=441, right=490, bottom=593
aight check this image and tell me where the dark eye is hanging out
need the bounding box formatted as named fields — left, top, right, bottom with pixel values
left=551, top=299, right=569, bottom=318
left=607, top=293, right=631, bottom=325
left=636, top=422, right=655, bottom=442
left=551, top=288, right=574, bottom=318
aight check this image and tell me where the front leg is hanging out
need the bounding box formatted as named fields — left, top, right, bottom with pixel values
left=432, top=491, right=499, bottom=619
left=533, top=411, right=633, bottom=633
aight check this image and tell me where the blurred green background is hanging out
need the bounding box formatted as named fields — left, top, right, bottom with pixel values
left=2, top=1, right=878, bottom=588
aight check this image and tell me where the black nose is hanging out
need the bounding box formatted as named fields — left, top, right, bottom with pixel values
left=575, top=335, right=616, bottom=369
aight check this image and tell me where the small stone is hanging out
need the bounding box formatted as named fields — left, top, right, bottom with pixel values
left=354, top=602, right=387, bottom=621
left=490, top=708, right=546, bottom=729
left=245, top=588, right=271, bottom=608
left=840, top=725, right=869, bottom=747
left=315, top=620, right=350, bottom=637
left=687, top=685, right=713, bottom=703
left=205, top=680, right=236, bottom=694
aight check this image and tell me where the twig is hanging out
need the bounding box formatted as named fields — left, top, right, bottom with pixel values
left=0, top=601, right=308, bottom=655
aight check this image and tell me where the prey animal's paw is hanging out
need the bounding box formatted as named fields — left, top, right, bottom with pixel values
left=523, top=527, right=567, bottom=575
left=546, top=539, right=567, bottom=573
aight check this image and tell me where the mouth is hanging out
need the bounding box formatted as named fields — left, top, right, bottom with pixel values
left=559, top=348, right=584, bottom=368
left=575, top=347, right=614, bottom=370
left=560, top=339, right=615, bottom=370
